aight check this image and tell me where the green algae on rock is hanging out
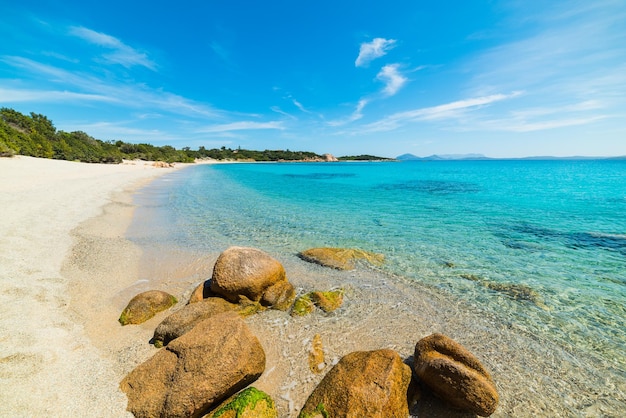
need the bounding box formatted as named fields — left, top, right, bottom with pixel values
left=310, top=290, right=344, bottom=313
left=298, top=403, right=329, bottom=418
left=291, top=294, right=315, bottom=317
left=206, top=387, right=277, bottom=418
left=118, top=290, right=177, bottom=325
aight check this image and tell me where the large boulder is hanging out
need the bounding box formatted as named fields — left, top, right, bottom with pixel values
left=205, top=387, right=277, bottom=418
left=413, top=333, right=498, bottom=417
left=120, top=312, right=266, bottom=418
left=298, top=349, right=411, bottom=418
left=210, top=247, right=293, bottom=309
left=297, top=247, right=384, bottom=270
left=118, top=290, right=177, bottom=325
left=152, top=297, right=239, bottom=347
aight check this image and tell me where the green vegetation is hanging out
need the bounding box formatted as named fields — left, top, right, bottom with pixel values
left=210, top=387, right=276, bottom=418
left=291, top=294, right=315, bottom=317
left=0, top=107, right=389, bottom=164
left=298, top=403, right=330, bottom=418
left=337, top=154, right=394, bottom=161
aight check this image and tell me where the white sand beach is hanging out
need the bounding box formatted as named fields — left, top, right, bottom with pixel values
left=0, top=156, right=185, bottom=417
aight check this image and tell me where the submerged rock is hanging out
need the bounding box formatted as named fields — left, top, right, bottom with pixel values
left=210, top=246, right=293, bottom=310
left=308, top=334, right=326, bottom=374
left=459, top=273, right=547, bottom=309
left=310, top=289, right=344, bottom=313
left=413, top=333, right=498, bottom=417
left=298, top=247, right=384, bottom=270
left=299, top=349, right=412, bottom=418
left=291, top=294, right=315, bottom=317
left=121, top=312, right=265, bottom=418
left=118, top=290, right=177, bottom=325
left=205, top=387, right=277, bottom=418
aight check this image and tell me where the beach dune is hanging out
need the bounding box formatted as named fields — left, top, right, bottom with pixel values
left=0, top=156, right=177, bottom=416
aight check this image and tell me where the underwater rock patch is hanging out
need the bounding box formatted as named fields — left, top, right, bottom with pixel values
left=298, top=247, right=384, bottom=270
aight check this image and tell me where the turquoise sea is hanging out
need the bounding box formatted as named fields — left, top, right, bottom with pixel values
left=128, top=159, right=625, bottom=414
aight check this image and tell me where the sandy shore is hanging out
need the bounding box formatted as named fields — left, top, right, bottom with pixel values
left=0, top=156, right=189, bottom=417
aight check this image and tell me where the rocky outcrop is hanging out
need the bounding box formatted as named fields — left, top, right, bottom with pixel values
left=298, top=247, right=384, bottom=270
left=210, top=246, right=294, bottom=309
left=118, top=290, right=177, bottom=325
left=120, top=312, right=265, bottom=418
left=152, top=297, right=240, bottom=347
left=205, top=387, right=277, bottom=418
left=323, top=153, right=338, bottom=162
left=413, top=333, right=498, bottom=416
left=299, top=349, right=412, bottom=418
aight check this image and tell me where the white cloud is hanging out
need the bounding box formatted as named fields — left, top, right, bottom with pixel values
left=69, top=26, right=157, bottom=70
left=195, top=121, right=284, bottom=133
left=356, top=92, right=522, bottom=133
left=327, top=99, right=370, bottom=126
left=292, top=98, right=311, bottom=113
left=0, top=56, right=219, bottom=118
left=376, top=64, right=407, bottom=96
left=270, top=106, right=296, bottom=119
left=355, top=38, right=396, bottom=67
left=0, top=87, right=115, bottom=103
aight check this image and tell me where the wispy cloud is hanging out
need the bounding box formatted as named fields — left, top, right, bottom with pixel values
left=376, top=64, right=407, bottom=96
left=475, top=100, right=609, bottom=132
left=195, top=121, right=285, bottom=133
left=1, top=56, right=219, bottom=118
left=270, top=106, right=296, bottom=120
left=292, top=98, right=312, bottom=113
left=69, top=26, right=157, bottom=70
left=0, top=87, right=115, bottom=103
left=355, top=92, right=522, bottom=133
left=355, top=38, right=396, bottom=67
left=327, top=99, right=369, bottom=126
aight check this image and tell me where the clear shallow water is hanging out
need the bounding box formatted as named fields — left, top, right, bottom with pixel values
left=129, top=160, right=626, bottom=375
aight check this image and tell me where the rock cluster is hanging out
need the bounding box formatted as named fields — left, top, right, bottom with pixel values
left=119, top=246, right=499, bottom=417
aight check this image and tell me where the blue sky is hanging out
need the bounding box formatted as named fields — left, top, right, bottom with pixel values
left=1, top=1, right=625, bottom=158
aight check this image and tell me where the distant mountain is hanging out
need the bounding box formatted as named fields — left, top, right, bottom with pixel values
left=396, top=153, right=488, bottom=161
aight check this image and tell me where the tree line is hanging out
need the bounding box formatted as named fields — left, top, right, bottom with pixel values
left=0, top=108, right=390, bottom=163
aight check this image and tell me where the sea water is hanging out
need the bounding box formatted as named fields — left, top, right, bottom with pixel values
left=128, top=160, right=626, bottom=413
